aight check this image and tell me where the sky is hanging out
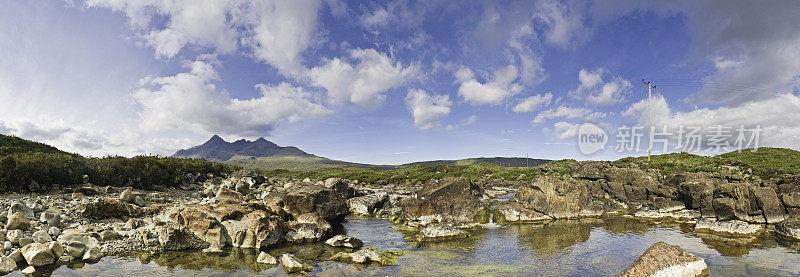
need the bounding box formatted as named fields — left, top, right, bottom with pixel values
left=1, top=0, right=799, bottom=164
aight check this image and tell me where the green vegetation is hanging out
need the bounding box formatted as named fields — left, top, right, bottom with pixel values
left=0, top=135, right=236, bottom=192
left=613, top=148, right=800, bottom=179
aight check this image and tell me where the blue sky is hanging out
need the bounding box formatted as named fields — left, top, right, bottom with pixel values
left=1, top=0, right=799, bottom=164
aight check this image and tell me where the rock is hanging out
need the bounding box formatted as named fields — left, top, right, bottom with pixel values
left=347, top=193, right=388, bottom=215
left=100, top=230, right=121, bottom=241
left=8, top=202, right=34, bottom=219
left=0, top=257, right=16, bottom=274
left=331, top=248, right=398, bottom=266
left=676, top=175, right=717, bottom=217
left=134, top=196, right=147, bottom=207
left=65, top=241, right=86, bottom=258
left=752, top=187, right=786, bottom=223
left=400, top=177, right=485, bottom=223
left=48, top=241, right=64, bottom=258
left=234, top=181, right=250, bottom=196
left=6, top=212, right=31, bottom=230
left=694, top=218, right=763, bottom=237
left=156, top=225, right=207, bottom=251
left=48, top=227, right=61, bottom=237
left=7, top=230, right=23, bottom=245
left=21, top=266, right=35, bottom=275
left=8, top=249, right=23, bottom=263
left=120, top=188, right=135, bottom=203
left=775, top=217, right=800, bottom=241
left=418, top=224, right=468, bottom=242
left=32, top=230, right=52, bottom=243
left=712, top=183, right=764, bottom=223
left=510, top=176, right=603, bottom=219
left=220, top=210, right=285, bottom=249
left=39, top=212, right=62, bottom=227
left=325, top=234, right=364, bottom=248
left=58, top=229, right=101, bottom=249
left=3, top=241, right=11, bottom=251
left=82, top=247, right=102, bottom=262
left=285, top=213, right=332, bottom=243
left=21, top=243, right=55, bottom=266
left=279, top=254, right=309, bottom=274
left=80, top=198, right=141, bottom=219
left=280, top=184, right=349, bottom=221
left=257, top=251, right=278, bottom=264
left=216, top=187, right=244, bottom=203
left=18, top=238, right=33, bottom=247
left=619, top=241, right=708, bottom=277
left=495, top=203, right=550, bottom=222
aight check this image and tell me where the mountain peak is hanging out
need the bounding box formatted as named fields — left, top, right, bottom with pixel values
left=173, top=135, right=312, bottom=161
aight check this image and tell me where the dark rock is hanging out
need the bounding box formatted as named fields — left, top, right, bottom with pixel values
left=347, top=193, right=387, bottom=215
left=619, top=241, right=708, bottom=277
left=280, top=184, right=349, bottom=221
left=325, top=234, right=363, bottom=248
left=775, top=217, right=800, bottom=241
left=752, top=187, right=786, bottom=223
left=216, top=187, right=243, bottom=203
left=80, top=198, right=141, bottom=219
left=399, top=177, right=484, bottom=223
left=510, top=176, right=603, bottom=219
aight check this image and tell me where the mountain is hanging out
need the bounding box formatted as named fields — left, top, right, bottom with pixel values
left=172, top=135, right=314, bottom=161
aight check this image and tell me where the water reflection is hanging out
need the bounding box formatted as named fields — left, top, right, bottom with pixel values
left=41, top=216, right=800, bottom=276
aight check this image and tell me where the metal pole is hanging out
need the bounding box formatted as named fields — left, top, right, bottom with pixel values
left=648, top=84, right=651, bottom=161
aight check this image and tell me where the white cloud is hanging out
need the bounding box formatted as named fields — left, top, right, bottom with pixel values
left=134, top=59, right=330, bottom=137
left=533, top=0, right=590, bottom=48
left=513, top=92, right=553, bottom=113
left=87, top=0, right=323, bottom=75
left=623, top=93, right=800, bottom=151
left=447, top=115, right=478, bottom=130
left=569, top=68, right=631, bottom=106
left=455, top=65, right=523, bottom=106
left=308, top=48, right=418, bottom=108
left=533, top=106, right=605, bottom=124
left=405, top=89, right=452, bottom=130
left=552, top=121, right=579, bottom=140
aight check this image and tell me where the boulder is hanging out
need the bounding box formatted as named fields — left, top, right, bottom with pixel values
left=48, top=227, right=61, bottom=237
left=712, top=183, right=764, bottom=223
left=39, top=211, right=62, bottom=228
left=676, top=175, right=716, bottom=217
left=219, top=210, right=285, bottom=249
left=80, top=198, right=141, bottom=219
left=65, top=241, right=86, bottom=259
left=8, top=249, right=23, bottom=263
left=6, top=212, right=31, bottom=230
left=58, top=229, right=101, bottom=249
left=399, top=177, right=484, bottom=223
left=75, top=186, right=100, bottom=196
left=620, top=242, right=708, bottom=277
left=279, top=254, right=309, bottom=274
left=21, top=266, right=35, bottom=275
left=32, top=230, right=52, bottom=243
left=752, top=187, right=786, bottom=223
left=21, top=243, right=55, bottom=267
left=694, top=218, right=763, bottom=237
left=119, top=188, right=135, bottom=203
left=325, top=234, right=363, bottom=248
left=133, top=196, right=147, bottom=207
left=156, top=225, right=207, bottom=251
left=0, top=257, right=16, bottom=275
left=781, top=192, right=800, bottom=217
left=7, top=230, right=23, bottom=245
left=418, top=224, right=468, bottom=242
left=347, top=193, right=388, bottom=215
left=280, top=184, right=349, bottom=221
left=331, top=248, right=398, bottom=266
left=495, top=203, right=550, bottom=222
left=216, top=187, right=243, bottom=203
left=8, top=202, right=34, bottom=219
left=48, top=241, right=64, bottom=258
left=257, top=251, right=278, bottom=264
left=775, top=217, right=800, bottom=241
left=100, top=230, right=121, bottom=241
left=510, top=176, right=603, bottom=219
left=285, top=213, right=332, bottom=243
left=83, top=246, right=102, bottom=262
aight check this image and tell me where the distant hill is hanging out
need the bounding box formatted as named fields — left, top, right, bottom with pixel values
left=0, top=134, right=74, bottom=156
left=173, top=135, right=553, bottom=171
left=172, top=135, right=313, bottom=161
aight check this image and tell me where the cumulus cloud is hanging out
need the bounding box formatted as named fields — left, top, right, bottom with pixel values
left=404, top=89, right=452, bottom=130
left=569, top=68, right=631, bottom=106
left=134, top=59, right=330, bottom=137
left=308, top=48, right=418, bottom=108
left=87, top=0, right=323, bottom=75
left=533, top=106, right=605, bottom=124
left=623, top=93, right=800, bottom=152
left=533, top=0, right=590, bottom=48
left=455, top=65, right=522, bottom=106
left=552, top=121, right=579, bottom=140
left=513, top=92, right=553, bottom=113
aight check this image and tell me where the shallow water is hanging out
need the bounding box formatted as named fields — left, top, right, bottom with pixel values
left=27, top=216, right=800, bottom=276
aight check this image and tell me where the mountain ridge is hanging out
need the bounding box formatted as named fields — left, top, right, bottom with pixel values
left=172, top=135, right=314, bottom=161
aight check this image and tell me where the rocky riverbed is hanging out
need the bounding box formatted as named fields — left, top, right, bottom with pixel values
left=0, top=161, right=800, bottom=276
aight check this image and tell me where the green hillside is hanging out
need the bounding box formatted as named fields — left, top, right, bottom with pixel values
left=0, top=134, right=73, bottom=156
left=224, top=155, right=551, bottom=171
left=614, top=148, right=800, bottom=179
